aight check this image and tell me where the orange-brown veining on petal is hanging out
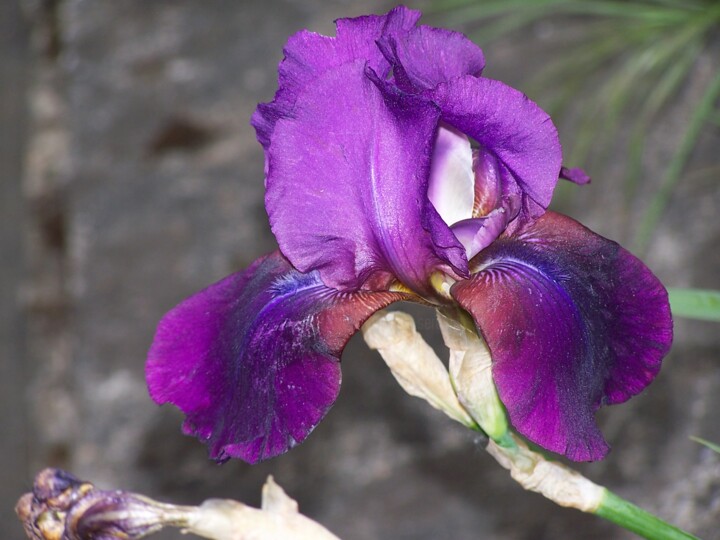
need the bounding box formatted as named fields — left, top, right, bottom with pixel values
left=472, top=147, right=501, bottom=218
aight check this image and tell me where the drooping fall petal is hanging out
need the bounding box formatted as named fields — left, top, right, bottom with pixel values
left=147, top=252, right=406, bottom=464
left=451, top=212, right=672, bottom=461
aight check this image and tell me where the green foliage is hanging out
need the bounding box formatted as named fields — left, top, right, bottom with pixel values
left=690, top=436, right=720, bottom=454
left=668, top=288, right=720, bottom=321
left=430, top=0, right=720, bottom=254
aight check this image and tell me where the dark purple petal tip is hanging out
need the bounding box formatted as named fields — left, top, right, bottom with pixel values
left=452, top=212, right=672, bottom=461
left=146, top=251, right=405, bottom=464
left=560, top=166, right=591, bottom=185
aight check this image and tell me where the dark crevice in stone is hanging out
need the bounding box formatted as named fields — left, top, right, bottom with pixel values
left=147, top=117, right=216, bottom=156
left=32, top=191, right=67, bottom=253
left=41, top=0, right=63, bottom=60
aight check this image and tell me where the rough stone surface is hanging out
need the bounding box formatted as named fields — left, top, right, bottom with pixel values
left=5, top=1, right=719, bottom=539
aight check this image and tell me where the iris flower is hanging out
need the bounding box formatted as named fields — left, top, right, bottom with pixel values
left=146, top=6, right=672, bottom=465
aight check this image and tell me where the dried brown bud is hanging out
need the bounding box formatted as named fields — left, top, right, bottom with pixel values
left=17, top=469, right=339, bottom=540
left=15, top=468, right=182, bottom=540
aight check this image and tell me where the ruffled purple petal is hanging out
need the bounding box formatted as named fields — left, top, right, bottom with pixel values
left=146, top=251, right=406, bottom=464
left=451, top=212, right=672, bottom=461
left=252, top=6, right=421, bottom=150
left=432, top=76, right=562, bottom=218
left=266, top=61, right=467, bottom=294
left=378, top=25, right=485, bottom=92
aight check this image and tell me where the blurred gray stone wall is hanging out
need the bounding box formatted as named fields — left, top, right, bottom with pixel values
left=3, top=1, right=719, bottom=539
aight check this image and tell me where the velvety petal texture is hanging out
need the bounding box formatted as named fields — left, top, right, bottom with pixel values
left=378, top=24, right=485, bottom=92
left=451, top=212, right=672, bottom=461
left=252, top=6, right=421, bottom=150
left=147, top=252, right=405, bottom=463
left=266, top=62, right=467, bottom=294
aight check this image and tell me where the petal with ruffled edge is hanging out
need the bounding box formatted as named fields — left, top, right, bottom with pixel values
left=377, top=25, right=485, bottom=92
left=431, top=76, right=562, bottom=219
left=252, top=6, right=421, bottom=150
left=451, top=212, right=672, bottom=461
left=266, top=61, right=467, bottom=294
left=146, top=251, right=406, bottom=464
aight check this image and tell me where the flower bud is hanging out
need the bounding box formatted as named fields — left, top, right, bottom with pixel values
left=362, top=310, right=475, bottom=427
left=15, top=468, right=181, bottom=540
left=436, top=310, right=510, bottom=442
left=16, top=469, right=339, bottom=540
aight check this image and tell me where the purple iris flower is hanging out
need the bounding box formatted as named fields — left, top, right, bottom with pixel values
left=146, top=6, right=672, bottom=464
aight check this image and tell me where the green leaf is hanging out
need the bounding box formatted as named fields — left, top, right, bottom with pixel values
left=597, top=490, right=699, bottom=540
left=690, top=436, right=720, bottom=454
left=668, top=288, right=720, bottom=322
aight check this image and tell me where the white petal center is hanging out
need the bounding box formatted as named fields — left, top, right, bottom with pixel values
left=427, top=124, right=475, bottom=227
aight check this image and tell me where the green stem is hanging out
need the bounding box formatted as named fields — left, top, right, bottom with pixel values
left=596, top=490, right=699, bottom=540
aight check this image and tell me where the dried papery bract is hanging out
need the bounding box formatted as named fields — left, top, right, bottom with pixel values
left=436, top=310, right=508, bottom=441
left=362, top=310, right=474, bottom=427
left=486, top=434, right=604, bottom=513
left=16, top=468, right=340, bottom=540
left=363, top=310, right=605, bottom=513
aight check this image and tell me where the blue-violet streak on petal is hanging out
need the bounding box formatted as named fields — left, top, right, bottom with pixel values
left=146, top=251, right=406, bottom=464
left=266, top=61, right=467, bottom=294
left=451, top=212, right=672, bottom=461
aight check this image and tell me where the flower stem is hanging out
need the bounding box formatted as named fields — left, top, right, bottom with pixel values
left=363, top=310, right=700, bottom=540
left=595, top=490, right=699, bottom=540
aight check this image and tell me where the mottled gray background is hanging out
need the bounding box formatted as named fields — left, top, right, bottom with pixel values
left=2, top=1, right=719, bottom=539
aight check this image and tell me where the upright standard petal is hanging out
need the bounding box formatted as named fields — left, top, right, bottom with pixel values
left=252, top=6, right=421, bottom=150
left=432, top=76, right=562, bottom=218
left=451, top=212, right=672, bottom=461
left=146, top=251, right=406, bottom=464
left=378, top=25, right=485, bottom=92
left=266, top=61, right=467, bottom=294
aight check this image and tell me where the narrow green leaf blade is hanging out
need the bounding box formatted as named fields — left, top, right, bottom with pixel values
left=690, top=436, right=720, bottom=454
left=668, top=288, right=720, bottom=322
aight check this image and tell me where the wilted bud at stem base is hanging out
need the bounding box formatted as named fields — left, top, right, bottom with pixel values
left=16, top=469, right=340, bottom=540
left=15, top=468, right=182, bottom=540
